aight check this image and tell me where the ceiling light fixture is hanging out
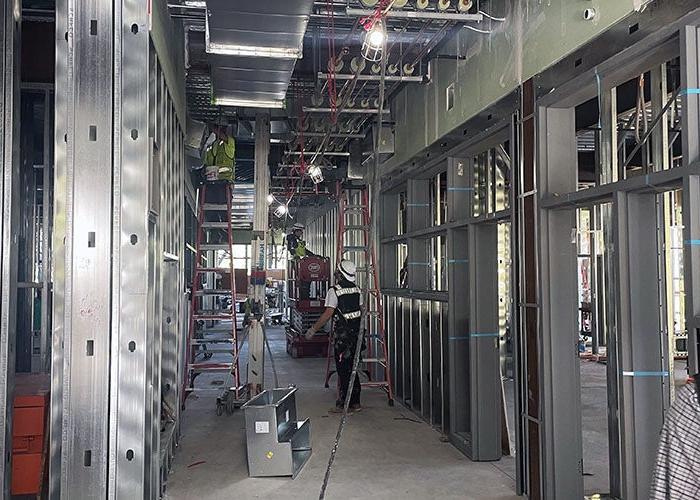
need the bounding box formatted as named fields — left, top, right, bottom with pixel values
left=274, top=204, right=289, bottom=218
left=205, top=17, right=302, bottom=59
left=361, top=19, right=385, bottom=62
left=207, top=43, right=302, bottom=59
left=308, top=165, right=324, bottom=184
left=212, top=97, right=285, bottom=109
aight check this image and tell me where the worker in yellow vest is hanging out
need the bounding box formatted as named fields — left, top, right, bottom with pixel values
left=203, top=128, right=235, bottom=182
left=286, top=223, right=316, bottom=258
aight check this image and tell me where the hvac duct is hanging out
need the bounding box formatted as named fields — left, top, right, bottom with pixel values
left=205, top=0, right=314, bottom=107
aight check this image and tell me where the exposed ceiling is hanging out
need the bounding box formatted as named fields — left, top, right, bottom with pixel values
left=169, top=0, right=491, bottom=226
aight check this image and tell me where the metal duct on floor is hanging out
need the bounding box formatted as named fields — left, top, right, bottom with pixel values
left=205, top=0, right=314, bottom=108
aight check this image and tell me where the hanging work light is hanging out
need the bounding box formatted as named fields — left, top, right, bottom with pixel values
left=308, top=164, right=324, bottom=184
left=267, top=194, right=275, bottom=204
left=361, top=19, right=385, bottom=62
left=274, top=203, right=288, bottom=218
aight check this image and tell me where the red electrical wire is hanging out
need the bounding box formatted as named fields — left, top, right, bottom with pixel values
left=360, top=0, right=392, bottom=32
left=325, top=0, right=338, bottom=124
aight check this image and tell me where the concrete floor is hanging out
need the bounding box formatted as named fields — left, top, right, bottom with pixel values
left=166, top=326, right=519, bottom=500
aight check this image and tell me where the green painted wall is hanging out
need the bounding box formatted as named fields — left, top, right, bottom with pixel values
left=151, top=0, right=186, bottom=123
left=384, top=0, right=641, bottom=174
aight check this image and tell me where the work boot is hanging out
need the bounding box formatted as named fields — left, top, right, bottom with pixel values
left=328, top=400, right=344, bottom=413
left=349, top=403, right=362, bottom=413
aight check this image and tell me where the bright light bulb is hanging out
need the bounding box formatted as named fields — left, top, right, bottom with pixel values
left=274, top=204, right=288, bottom=218
left=267, top=194, right=275, bottom=204
left=308, top=164, right=324, bottom=184
left=368, top=28, right=385, bottom=48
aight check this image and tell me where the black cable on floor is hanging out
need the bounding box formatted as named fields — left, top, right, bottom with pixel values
left=319, top=318, right=366, bottom=500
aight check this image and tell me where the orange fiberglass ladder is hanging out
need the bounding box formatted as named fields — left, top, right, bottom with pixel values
left=324, top=183, right=394, bottom=406
left=183, top=182, right=242, bottom=408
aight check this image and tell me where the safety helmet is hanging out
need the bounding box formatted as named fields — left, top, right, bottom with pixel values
left=338, top=259, right=356, bottom=283
left=292, top=223, right=304, bottom=231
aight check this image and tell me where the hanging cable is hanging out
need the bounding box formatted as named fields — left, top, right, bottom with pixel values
left=478, top=10, right=506, bottom=22
left=325, top=0, right=339, bottom=124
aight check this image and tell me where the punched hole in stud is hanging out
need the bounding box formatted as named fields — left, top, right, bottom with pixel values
left=130, top=234, right=138, bottom=245
left=89, top=125, right=97, bottom=142
left=131, top=23, right=138, bottom=34
left=86, top=340, right=94, bottom=356
left=84, top=450, right=92, bottom=467
left=90, top=20, right=97, bottom=35
left=131, top=129, right=138, bottom=140
left=128, top=341, right=136, bottom=352
left=88, top=231, right=95, bottom=248
left=126, top=449, right=134, bottom=461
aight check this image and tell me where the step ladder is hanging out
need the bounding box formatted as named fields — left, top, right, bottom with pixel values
left=324, top=183, right=394, bottom=405
left=184, top=182, right=242, bottom=406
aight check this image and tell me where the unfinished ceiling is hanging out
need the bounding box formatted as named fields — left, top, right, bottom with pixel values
left=169, top=0, right=494, bottom=211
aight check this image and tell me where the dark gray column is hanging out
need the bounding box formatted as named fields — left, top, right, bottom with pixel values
left=613, top=191, right=666, bottom=500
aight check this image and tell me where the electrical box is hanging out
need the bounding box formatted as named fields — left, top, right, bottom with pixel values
left=373, top=123, right=394, bottom=154
left=347, top=140, right=365, bottom=180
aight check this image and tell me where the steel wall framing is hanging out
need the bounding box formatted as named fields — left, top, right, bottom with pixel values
left=532, top=12, right=700, bottom=499
left=51, top=0, right=186, bottom=497
left=378, top=125, right=519, bottom=466
left=0, top=0, right=20, bottom=496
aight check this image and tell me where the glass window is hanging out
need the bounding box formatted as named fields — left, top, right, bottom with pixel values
left=398, top=191, right=407, bottom=235
left=430, top=235, right=447, bottom=291
left=430, top=171, right=448, bottom=226
left=473, top=141, right=511, bottom=217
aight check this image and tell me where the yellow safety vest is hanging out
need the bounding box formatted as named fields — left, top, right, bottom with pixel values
left=204, top=136, right=235, bottom=181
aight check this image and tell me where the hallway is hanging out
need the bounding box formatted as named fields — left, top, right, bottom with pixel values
left=166, top=327, right=518, bottom=500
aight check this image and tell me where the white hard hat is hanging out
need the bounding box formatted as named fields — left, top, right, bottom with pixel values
left=292, top=223, right=304, bottom=231
left=338, top=260, right=356, bottom=283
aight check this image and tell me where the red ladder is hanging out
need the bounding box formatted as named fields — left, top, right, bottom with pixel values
left=324, top=183, right=394, bottom=405
left=183, top=182, right=241, bottom=406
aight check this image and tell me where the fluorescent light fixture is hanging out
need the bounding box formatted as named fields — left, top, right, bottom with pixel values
left=274, top=204, right=289, bottom=218
left=207, top=42, right=301, bottom=59
left=308, top=165, right=324, bottom=184
left=213, top=97, right=285, bottom=109
left=205, top=16, right=302, bottom=59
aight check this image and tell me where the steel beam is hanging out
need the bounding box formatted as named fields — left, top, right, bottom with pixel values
left=468, top=223, right=501, bottom=461
left=317, top=72, right=424, bottom=83
left=682, top=25, right=700, bottom=374
left=537, top=107, right=583, bottom=499
left=303, top=107, right=390, bottom=115
left=52, top=0, right=114, bottom=495
left=612, top=191, right=666, bottom=500
left=346, top=7, right=483, bottom=22
left=0, top=0, right=20, bottom=495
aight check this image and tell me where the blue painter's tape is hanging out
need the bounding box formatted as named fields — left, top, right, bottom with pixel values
left=449, top=333, right=499, bottom=341
left=595, top=69, right=602, bottom=129
left=448, top=259, right=468, bottom=264
left=680, top=88, right=700, bottom=96
left=685, top=240, right=700, bottom=246
left=622, top=371, right=669, bottom=377
left=407, top=203, right=430, bottom=207
left=447, top=187, right=474, bottom=192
